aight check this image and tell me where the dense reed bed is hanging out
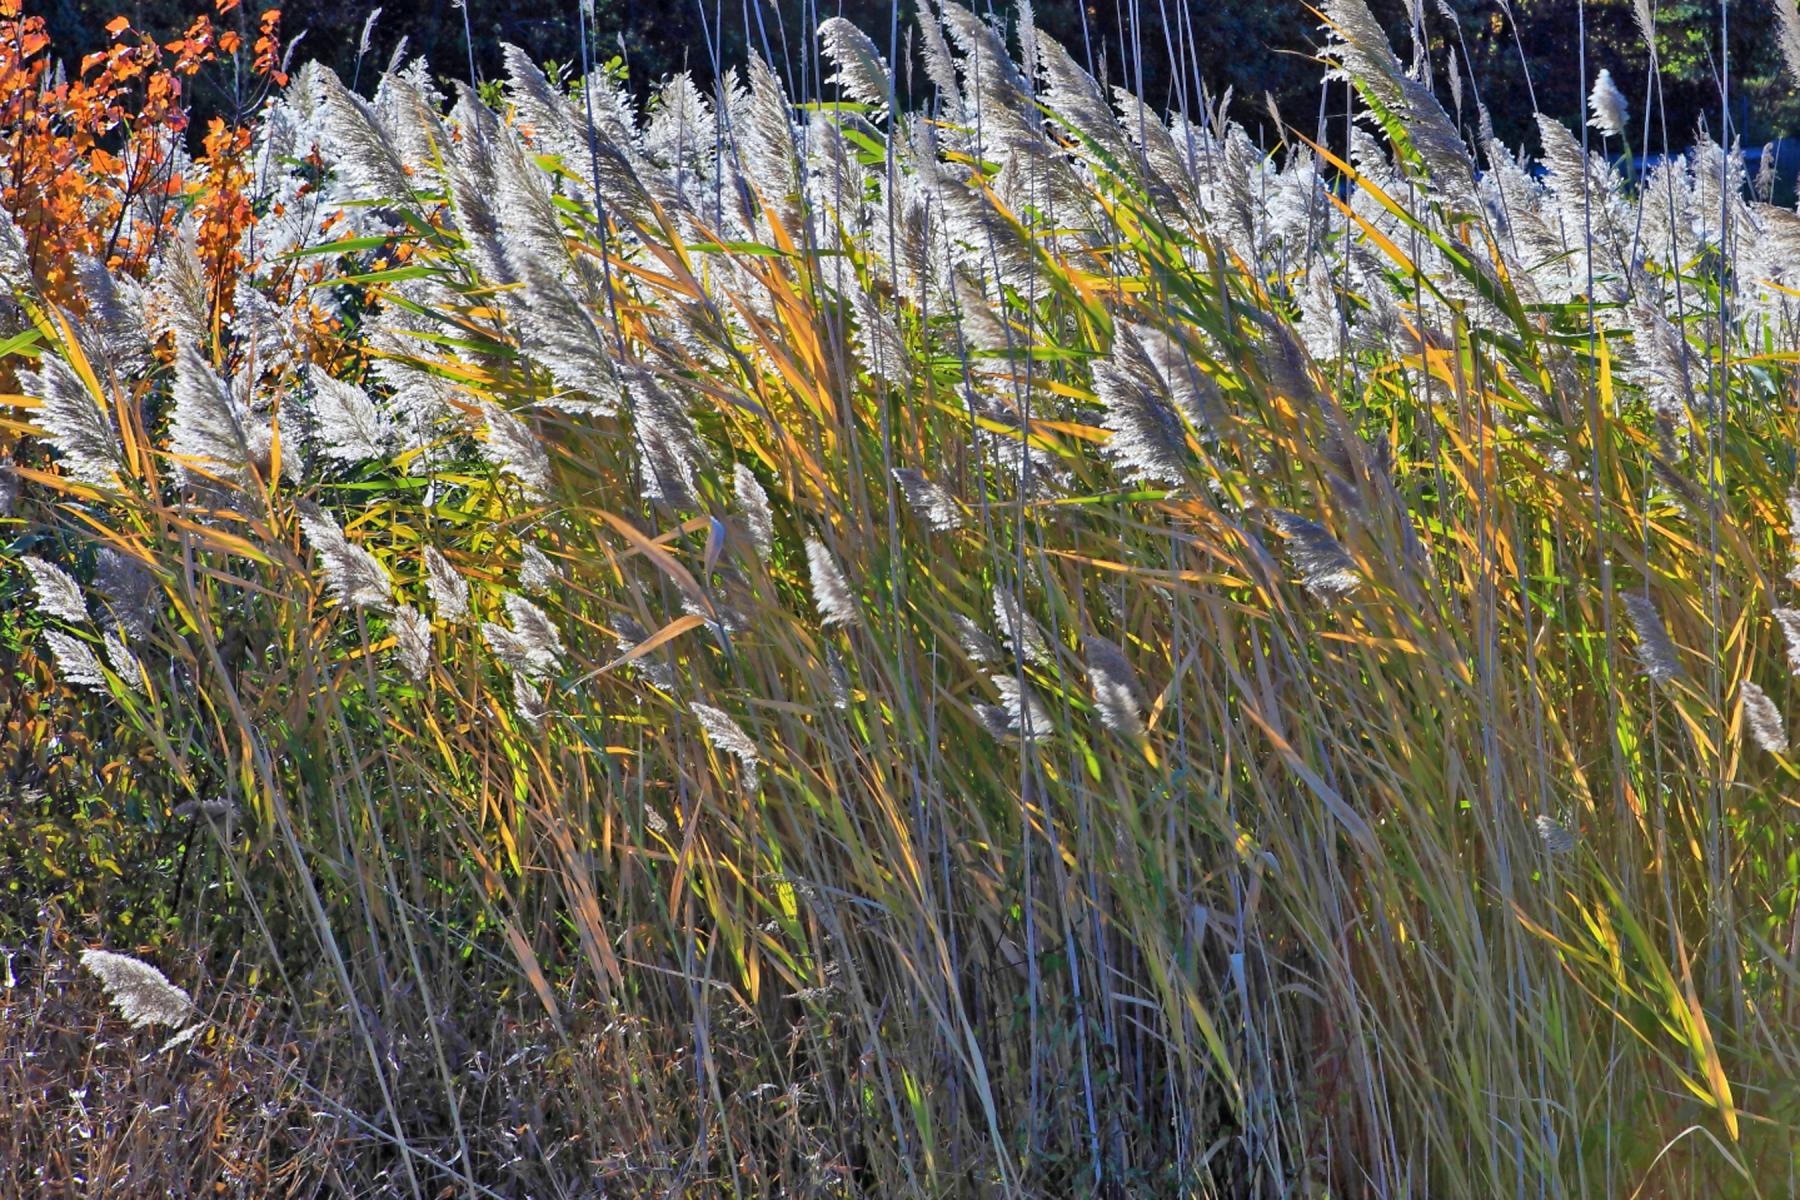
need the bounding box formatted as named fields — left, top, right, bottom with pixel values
left=5, top=0, right=1800, bottom=1192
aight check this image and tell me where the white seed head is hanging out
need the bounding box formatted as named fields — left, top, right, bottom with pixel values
left=80, top=949, right=195, bottom=1030
left=102, top=630, right=143, bottom=692
left=170, top=346, right=271, bottom=484
left=297, top=503, right=393, bottom=611
left=952, top=613, right=1001, bottom=665
left=691, top=701, right=762, bottom=790
left=735, top=465, right=776, bottom=562
left=21, top=556, right=89, bottom=625
left=484, top=593, right=564, bottom=680
left=1587, top=69, right=1629, bottom=139
left=985, top=673, right=1053, bottom=743
left=610, top=614, right=677, bottom=690
left=892, top=468, right=964, bottom=531
left=1776, top=608, right=1800, bottom=676
left=1742, top=680, right=1789, bottom=755
left=42, top=630, right=107, bottom=693
left=423, top=545, right=470, bottom=622
left=481, top=402, right=552, bottom=499
left=24, top=355, right=118, bottom=487
left=1621, top=593, right=1681, bottom=684
left=1533, top=814, right=1577, bottom=857
left=512, top=672, right=548, bottom=728
left=806, top=537, right=859, bottom=628
left=393, top=604, right=431, bottom=681
left=307, top=367, right=393, bottom=462
left=992, top=590, right=1052, bottom=665
left=1270, top=511, right=1361, bottom=601
left=519, top=545, right=558, bottom=595
left=818, top=16, right=893, bottom=111
left=1086, top=635, right=1146, bottom=737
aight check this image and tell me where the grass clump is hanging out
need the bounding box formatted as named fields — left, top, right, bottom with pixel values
left=5, top=0, right=1800, bottom=1193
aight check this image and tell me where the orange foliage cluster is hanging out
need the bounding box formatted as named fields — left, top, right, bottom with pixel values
left=194, top=118, right=255, bottom=319
left=0, top=0, right=283, bottom=308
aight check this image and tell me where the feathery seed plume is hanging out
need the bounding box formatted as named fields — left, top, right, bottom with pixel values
left=501, top=592, right=565, bottom=677
left=516, top=266, right=621, bottom=413
left=892, top=468, right=965, bottom=531
left=42, top=630, right=108, bottom=693
left=23, top=355, right=118, bottom=487
left=519, top=545, right=558, bottom=595
left=610, top=614, right=677, bottom=690
left=73, top=254, right=150, bottom=377
left=852, top=291, right=909, bottom=387
left=21, top=557, right=89, bottom=625
left=976, top=703, right=1017, bottom=741
left=953, top=613, right=1001, bottom=664
left=0, top=213, right=30, bottom=293
left=818, top=17, right=893, bottom=112
left=102, top=631, right=143, bottom=692
left=990, top=674, right=1052, bottom=742
left=145, top=228, right=209, bottom=350
left=481, top=403, right=553, bottom=499
left=1786, top=494, right=1800, bottom=584
left=512, top=673, right=548, bottom=729
left=170, top=347, right=272, bottom=483
left=1587, top=70, right=1629, bottom=139
left=297, top=503, right=393, bottom=610
left=736, top=55, right=803, bottom=228
left=1320, top=0, right=1474, bottom=203
left=1270, top=511, right=1361, bottom=600
left=1776, top=608, right=1800, bottom=676
left=916, top=3, right=965, bottom=113
left=357, top=6, right=382, bottom=57
left=1742, top=681, right=1789, bottom=754
left=94, top=549, right=155, bottom=642
left=645, top=71, right=714, bottom=169
left=1630, top=0, right=1659, bottom=54
left=735, top=465, right=776, bottom=562
left=315, top=66, right=414, bottom=202
left=423, top=546, right=470, bottom=622
left=1533, top=814, right=1577, bottom=857
left=1095, top=328, right=1189, bottom=485
left=1621, top=592, right=1681, bottom=683
left=1036, top=35, right=1132, bottom=163
left=482, top=623, right=539, bottom=677
left=307, top=368, right=392, bottom=462
left=626, top=369, right=706, bottom=512
left=393, top=604, right=431, bottom=681
left=79, top=949, right=195, bottom=1030
left=992, top=590, right=1053, bottom=665
left=1086, top=635, right=1147, bottom=737
left=806, top=537, right=859, bottom=627
left=691, top=701, right=762, bottom=789
left=1778, top=0, right=1800, bottom=90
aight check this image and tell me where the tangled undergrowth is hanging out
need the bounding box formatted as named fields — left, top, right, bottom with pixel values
left=6, top=0, right=1800, bottom=1192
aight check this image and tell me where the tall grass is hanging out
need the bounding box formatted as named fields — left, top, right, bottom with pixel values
left=6, top=0, right=1800, bottom=1192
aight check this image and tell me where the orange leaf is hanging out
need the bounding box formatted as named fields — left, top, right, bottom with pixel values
left=105, top=15, right=129, bottom=35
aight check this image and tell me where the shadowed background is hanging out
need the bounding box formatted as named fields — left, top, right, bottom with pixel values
left=33, top=0, right=1800, bottom=153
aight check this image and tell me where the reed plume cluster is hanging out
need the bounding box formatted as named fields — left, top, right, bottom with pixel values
left=8, top=0, right=1800, bottom=1193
